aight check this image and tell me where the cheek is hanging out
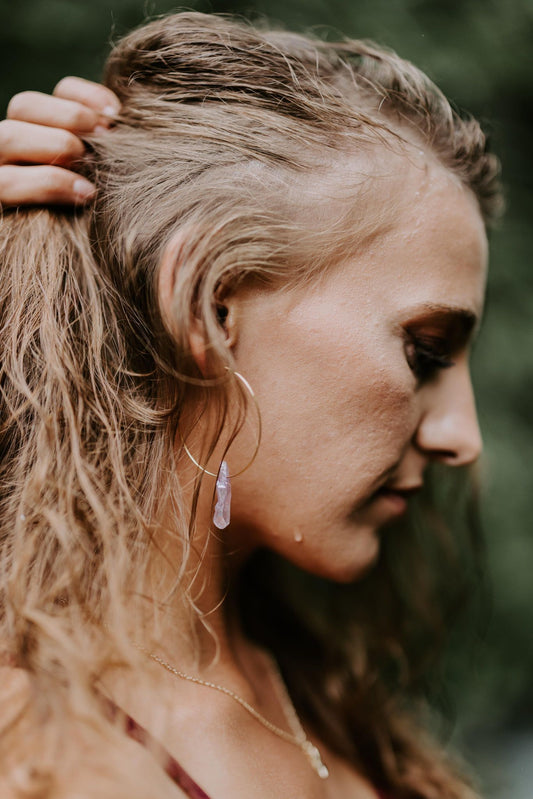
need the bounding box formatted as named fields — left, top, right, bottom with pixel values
left=244, top=343, right=415, bottom=508
left=332, top=367, right=416, bottom=480
left=231, top=294, right=418, bottom=528
left=323, top=328, right=416, bottom=441
left=358, top=367, right=416, bottom=435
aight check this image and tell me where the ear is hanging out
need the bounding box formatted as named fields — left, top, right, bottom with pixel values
left=158, top=230, right=238, bottom=374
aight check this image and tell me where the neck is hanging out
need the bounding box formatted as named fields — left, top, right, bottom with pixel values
left=138, top=453, right=255, bottom=674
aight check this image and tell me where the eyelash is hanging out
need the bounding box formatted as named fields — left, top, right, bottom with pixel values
left=404, top=336, right=455, bottom=382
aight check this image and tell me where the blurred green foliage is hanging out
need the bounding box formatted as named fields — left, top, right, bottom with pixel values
left=1, top=0, right=532, bottom=792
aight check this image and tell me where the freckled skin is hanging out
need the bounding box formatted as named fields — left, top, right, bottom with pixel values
left=224, top=160, right=488, bottom=583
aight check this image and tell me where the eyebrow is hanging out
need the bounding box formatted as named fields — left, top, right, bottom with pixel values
left=399, top=303, right=479, bottom=342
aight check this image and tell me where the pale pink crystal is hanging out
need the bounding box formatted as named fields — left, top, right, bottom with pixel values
left=213, top=460, right=231, bottom=529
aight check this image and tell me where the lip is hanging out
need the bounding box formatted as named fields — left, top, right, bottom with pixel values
left=354, top=475, right=424, bottom=523
left=372, top=483, right=423, bottom=517
left=374, top=489, right=409, bottom=516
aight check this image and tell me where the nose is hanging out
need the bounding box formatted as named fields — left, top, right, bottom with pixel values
left=414, top=362, right=483, bottom=467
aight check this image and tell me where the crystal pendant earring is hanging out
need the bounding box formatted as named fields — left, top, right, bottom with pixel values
left=213, top=461, right=231, bottom=529
left=179, top=369, right=261, bottom=530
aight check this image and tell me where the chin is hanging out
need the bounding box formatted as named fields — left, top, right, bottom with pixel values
left=330, top=553, right=380, bottom=584
left=302, top=527, right=381, bottom=584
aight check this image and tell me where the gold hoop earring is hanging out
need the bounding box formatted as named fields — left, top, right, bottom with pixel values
left=180, top=369, right=262, bottom=530
left=180, top=369, right=262, bottom=479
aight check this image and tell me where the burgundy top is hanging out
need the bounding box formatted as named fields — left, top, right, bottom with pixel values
left=108, top=699, right=391, bottom=799
left=122, top=709, right=210, bottom=798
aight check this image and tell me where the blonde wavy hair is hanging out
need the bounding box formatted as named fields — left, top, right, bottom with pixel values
left=0, top=11, right=501, bottom=799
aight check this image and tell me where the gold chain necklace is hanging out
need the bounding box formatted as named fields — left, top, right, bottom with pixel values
left=140, top=646, right=329, bottom=780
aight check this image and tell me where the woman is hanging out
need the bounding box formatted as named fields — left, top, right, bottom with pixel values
left=0, top=11, right=501, bottom=799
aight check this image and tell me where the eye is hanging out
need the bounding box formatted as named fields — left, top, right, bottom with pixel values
left=404, top=334, right=455, bottom=382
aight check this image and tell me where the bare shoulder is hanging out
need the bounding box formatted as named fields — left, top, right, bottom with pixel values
left=0, top=668, right=189, bottom=799
left=56, top=727, right=194, bottom=799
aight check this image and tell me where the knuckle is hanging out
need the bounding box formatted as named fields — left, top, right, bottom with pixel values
left=0, top=165, right=25, bottom=204
left=39, top=166, right=66, bottom=198
left=0, top=166, right=12, bottom=194
left=53, top=76, right=85, bottom=99
left=53, top=76, right=74, bottom=95
left=6, top=91, right=33, bottom=118
left=0, top=120, right=16, bottom=155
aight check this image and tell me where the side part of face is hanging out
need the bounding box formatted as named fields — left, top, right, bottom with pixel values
left=223, top=157, right=488, bottom=582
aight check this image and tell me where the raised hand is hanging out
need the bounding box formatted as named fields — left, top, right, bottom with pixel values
left=0, top=77, right=120, bottom=207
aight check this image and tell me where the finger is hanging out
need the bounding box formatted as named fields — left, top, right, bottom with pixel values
left=7, top=92, right=101, bottom=133
left=54, top=76, right=121, bottom=121
left=0, top=165, right=95, bottom=207
left=0, top=120, right=85, bottom=167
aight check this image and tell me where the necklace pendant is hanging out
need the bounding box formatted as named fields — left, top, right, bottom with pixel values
left=302, top=740, right=330, bottom=780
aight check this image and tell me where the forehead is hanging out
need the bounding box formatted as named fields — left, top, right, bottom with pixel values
left=387, top=162, right=487, bottom=311
left=317, top=148, right=489, bottom=316
left=281, top=138, right=485, bottom=280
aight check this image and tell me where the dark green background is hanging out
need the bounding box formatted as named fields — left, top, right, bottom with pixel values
left=1, top=1, right=532, bottom=796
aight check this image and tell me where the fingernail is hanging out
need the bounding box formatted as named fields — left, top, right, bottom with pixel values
left=93, top=125, right=109, bottom=135
left=73, top=178, right=96, bottom=202
left=102, top=104, right=119, bottom=118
